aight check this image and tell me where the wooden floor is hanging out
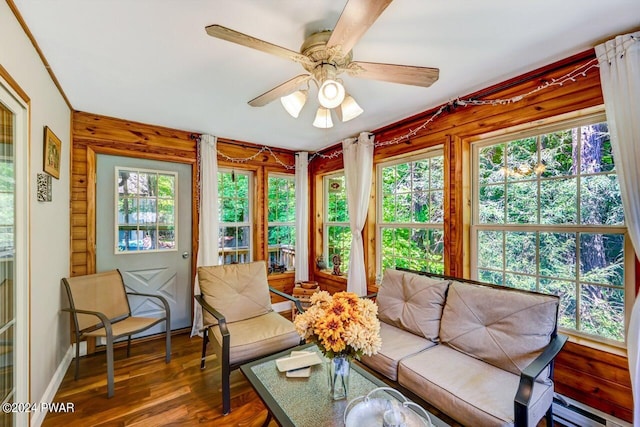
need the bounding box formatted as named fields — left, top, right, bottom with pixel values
left=42, top=333, right=277, bottom=427
left=42, top=333, right=556, bottom=427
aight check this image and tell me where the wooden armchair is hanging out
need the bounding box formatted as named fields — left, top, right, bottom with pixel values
left=195, top=261, right=303, bottom=415
left=62, top=270, right=171, bottom=397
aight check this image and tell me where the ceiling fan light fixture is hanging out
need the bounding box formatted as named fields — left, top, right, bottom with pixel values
left=313, top=107, right=333, bottom=128
left=280, top=89, right=308, bottom=118
left=337, top=94, right=363, bottom=122
left=318, top=79, right=345, bottom=109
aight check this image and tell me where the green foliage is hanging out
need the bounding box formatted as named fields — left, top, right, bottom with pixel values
left=476, top=122, right=626, bottom=342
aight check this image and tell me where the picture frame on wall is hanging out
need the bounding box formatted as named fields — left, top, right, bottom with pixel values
left=43, top=126, right=61, bottom=179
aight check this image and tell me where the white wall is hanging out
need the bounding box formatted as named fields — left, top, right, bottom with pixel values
left=0, top=0, right=72, bottom=415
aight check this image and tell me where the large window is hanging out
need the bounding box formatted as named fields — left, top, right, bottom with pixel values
left=115, top=167, right=177, bottom=253
left=218, top=169, right=252, bottom=264
left=377, top=152, right=445, bottom=277
left=472, top=113, right=632, bottom=344
left=267, top=174, right=295, bottom=273
left=324, top=174, right=350, bottom=273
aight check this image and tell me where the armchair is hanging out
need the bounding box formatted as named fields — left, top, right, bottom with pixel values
left=196, top=261, right=303, bottom=415
left=62, top=270, right=171, bottom=397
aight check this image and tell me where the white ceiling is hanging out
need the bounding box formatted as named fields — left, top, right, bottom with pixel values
left=12, top=0, right=640, bottom=152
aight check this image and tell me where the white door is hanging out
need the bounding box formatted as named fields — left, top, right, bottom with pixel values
left=96, top=155, right=192, bottom=334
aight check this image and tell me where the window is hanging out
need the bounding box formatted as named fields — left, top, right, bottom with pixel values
left=1, top=76, right=29, bottom=426
left=115, top=168, right=177, bottom=253
left=267, top=174, right=295, bottom=273
left=472, top=113, right=632, bottom=344
left=377, top=152, right=445, bottom=277
left=218, top=169, right=252, bottom=264
left=324, top=174, right=350, bottom=273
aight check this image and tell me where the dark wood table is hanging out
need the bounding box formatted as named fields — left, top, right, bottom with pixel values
left=240, top=343, right=449, bottom=427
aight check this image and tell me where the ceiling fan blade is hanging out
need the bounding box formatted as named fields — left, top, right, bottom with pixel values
left=205, top=24, right=313, bottom=68
left=327, top=0, right=393, bottom=54
left=350, top=61, right=439, bottom=87
left=248, top=74, right=312, bottom=107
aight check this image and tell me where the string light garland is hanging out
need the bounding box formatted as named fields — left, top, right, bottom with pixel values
left=203, top=36, right=636, bottom=169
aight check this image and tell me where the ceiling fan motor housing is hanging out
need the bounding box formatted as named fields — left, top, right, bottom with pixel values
left=300, top=30, right=352, bottom=80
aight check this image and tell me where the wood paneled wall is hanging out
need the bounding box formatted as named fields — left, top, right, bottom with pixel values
left=308, top=50, right=633, bottom=422
left=69, top=48, right=634, bottom=421
left=71, top=111, right=198, bottom=277
left=70, top=111, right=297, bottom=296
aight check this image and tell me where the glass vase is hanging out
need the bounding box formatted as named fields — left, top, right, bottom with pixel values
left=328, top=355, right=350, bottom=400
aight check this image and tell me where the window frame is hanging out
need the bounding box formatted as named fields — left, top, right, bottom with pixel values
left=0, top=75, right=30, bottom=425
left=470, top=111, right=635, bottom=347
left=375, top=149, right=446, bottom=279
left=266, top=172, right=296, bottom=273
left=113, top=166, right=178, bottom=254
left=323, top=172, right=351, bottom=273
left=218, top=168, right=253, bottom=265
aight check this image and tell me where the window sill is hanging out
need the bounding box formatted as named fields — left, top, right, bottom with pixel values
left=315, top=270, right=347, bottom=282
left=561, top=330, right=627, bottom=358
left=267, top=271, right=295, bottom=280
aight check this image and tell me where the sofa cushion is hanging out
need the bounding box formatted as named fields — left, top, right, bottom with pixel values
left=440, top=281, right=558, bottom=377
left=359, top=321, right=436, bottom=381
left=398, top=345, right=553, bottom=427
left=377, top=269, right=449, bottom=341
left=198, top=261, right=272, bottom=325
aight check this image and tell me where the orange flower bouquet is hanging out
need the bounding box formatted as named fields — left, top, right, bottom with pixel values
left=293, top=291, right=381, bottom=360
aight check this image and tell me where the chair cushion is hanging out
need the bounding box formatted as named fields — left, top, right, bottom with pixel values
left=84, top=316, right=165, bottom=338
left=198, top=261, right=272, bottom=325
left=209, top=311, right=300, bottom=365
left=377, top=269, right=449, bottom=341
left=360, top=321, right=435, bottom=381
left=398, top=345, right=553, bottom=427
left=440, top=281, right=558, bottom=377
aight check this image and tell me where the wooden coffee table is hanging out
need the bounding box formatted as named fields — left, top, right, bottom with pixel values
left=240, top=343, right=449, bottom=427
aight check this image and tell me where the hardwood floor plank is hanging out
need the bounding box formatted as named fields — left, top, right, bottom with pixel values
left=42, top=333, right=275, bottom=426
left=43, top=332, right=559, bottom=426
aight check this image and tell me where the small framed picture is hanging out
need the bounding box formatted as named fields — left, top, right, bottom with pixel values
left=43, top=126, right=61, bottom=179
left=37, top=173, right=52, bottom=202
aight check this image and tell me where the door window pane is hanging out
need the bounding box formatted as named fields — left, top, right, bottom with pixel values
left=115, top=168, right=177, bottom=253
left=0, top=99, right=15, bottom=422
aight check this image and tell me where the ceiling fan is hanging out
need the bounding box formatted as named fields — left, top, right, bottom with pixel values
left=205, top=0, right=439, bottom=128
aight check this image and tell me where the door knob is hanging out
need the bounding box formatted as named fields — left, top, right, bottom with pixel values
left=182, top=252, right=189, bottom=259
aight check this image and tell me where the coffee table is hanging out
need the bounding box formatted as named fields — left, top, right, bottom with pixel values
left=240, top=343, right=449, bottom=427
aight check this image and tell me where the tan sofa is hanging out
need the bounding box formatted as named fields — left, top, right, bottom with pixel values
left=360, top=268, right=567, bottom=427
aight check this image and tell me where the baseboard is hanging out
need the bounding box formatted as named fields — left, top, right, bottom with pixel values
left=30, top=345, right=74, bottom=427
left=553, top=394, right=631, bottom=427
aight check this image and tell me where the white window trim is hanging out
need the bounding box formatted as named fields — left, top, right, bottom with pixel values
left=470, top=111, right=635, bottom=348
left=375, top=149, right=445, bottom=278
left=267, top=172, right=296, bottom=272
left=113, top=167, right=179, bottom=255
left=218, top=168, right=253, bottom=264
left=323, top=172, right=350, bottom=270
left=0, top=76, right=29, bottom=424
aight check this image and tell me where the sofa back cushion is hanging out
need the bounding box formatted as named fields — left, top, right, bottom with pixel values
left=377, top=269, right=450, bottom=341
left=198, top=261, right=272, bottom=325
left=440, top=281, right=559, bottom=376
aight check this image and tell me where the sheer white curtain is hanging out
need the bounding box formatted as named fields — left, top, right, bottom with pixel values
left=342, top=132, right=374, bottom=296
left=595, top=31, right=640, bottom=425
left=190, top=134, right=220, bottom=337
left=294, top=152, right=309, bottom=282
